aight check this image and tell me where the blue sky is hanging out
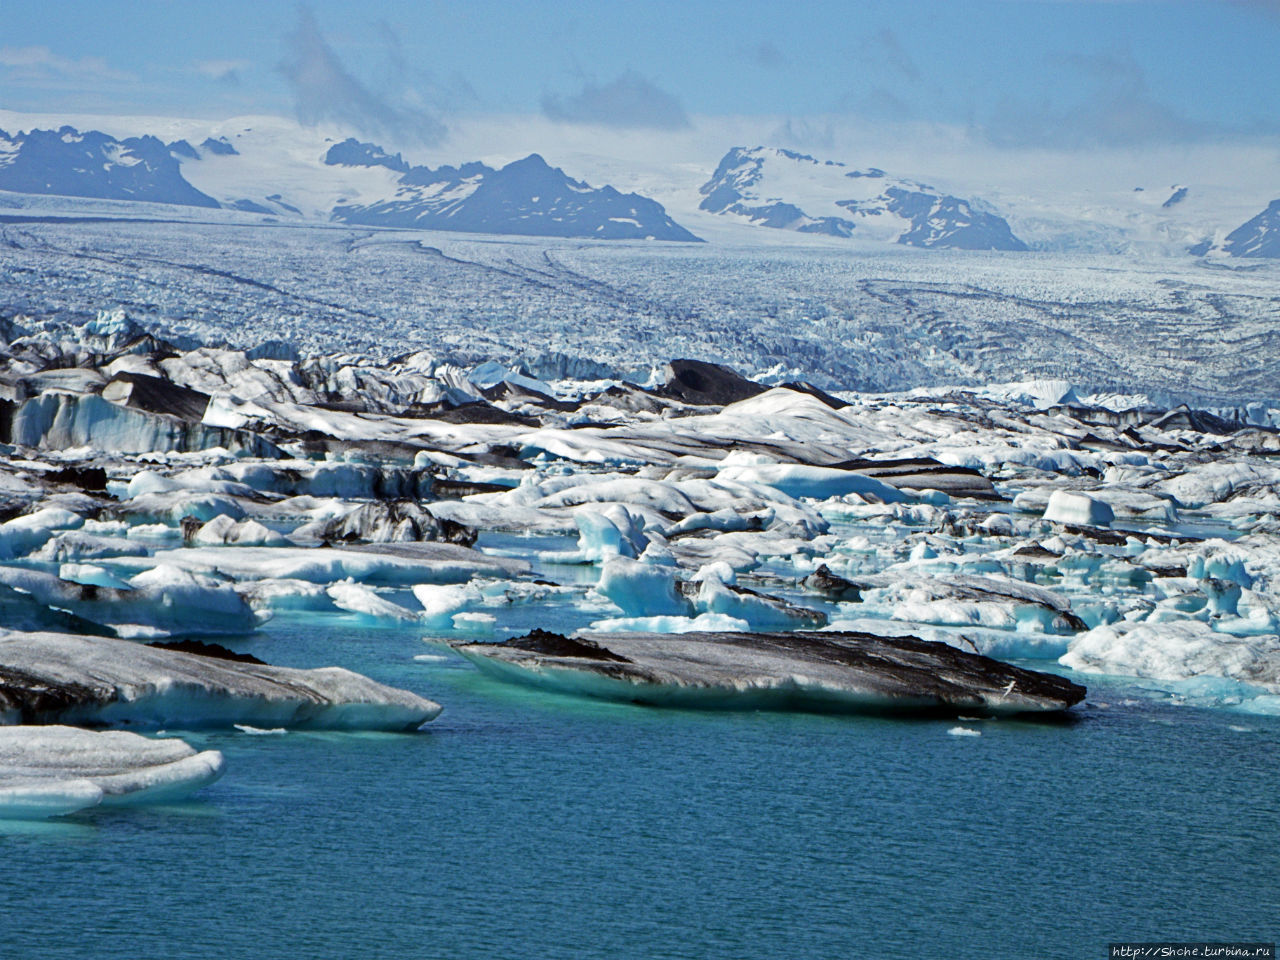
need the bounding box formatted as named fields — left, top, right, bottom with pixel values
left=2, top=0, right=1278, bottom=149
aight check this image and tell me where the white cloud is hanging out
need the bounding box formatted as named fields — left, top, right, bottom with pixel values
left=0, top=45, right=134, bottom=84
left=982, top=49, right=1218, bottom=148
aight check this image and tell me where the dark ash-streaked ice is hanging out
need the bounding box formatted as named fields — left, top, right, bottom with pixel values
left=452, top=629, right=1086, bottom=715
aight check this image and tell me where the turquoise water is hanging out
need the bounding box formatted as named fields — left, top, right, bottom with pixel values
left=3, top=614, right=1278, bottom=960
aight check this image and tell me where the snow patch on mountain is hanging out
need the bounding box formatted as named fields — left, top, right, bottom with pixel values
left=698, top=147, right=1027, bottom=251
left=1193, top=200, right=1280, bottom=258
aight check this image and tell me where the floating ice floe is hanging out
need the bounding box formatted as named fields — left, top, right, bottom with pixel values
left=5, top=321, right=1280, bottom=720
left=693, top=565, right=827, bottom=630
left=568, top=505, right=649, bottom=562
left=412, top=582, right=482, bottom=630
left=716, top=463, right=908, bottom=504
left=193, top=515, right=289, bottom=547
left=0, top=564, right=258, bottom=637
left=452, top=629, right=1086, bottom=715
left=0, top=632, right=442, bottom=730
left=327, top=580, right=422, bottom=622
left=0, top=726, right=224, bottom=819
left=0, top=507, right=85, bottom=560
left=596, top=557, right=691, bottom=618
left=107, top=543, right=524, bottom=587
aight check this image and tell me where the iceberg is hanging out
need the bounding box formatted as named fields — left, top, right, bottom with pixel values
left=327, top=580, right=422, bottom=622
left=107, top=543, right=525, bottom=587
left=0, top=564, right=258, bottom=637
left=0, top=508, right=85, bottom=560
left=0, top=726, right=224, bottom=819
left=572, top=505, right=649, bottom=562
left=694, top=568, right=827, bottom=630
left=588, top=612, right=752, bottom=633
left=320, top=501, right=447, bottom=544
left=0, top=631, right=442, bottom=730
left=1061, top=621, right=1280, bottom=692
left=1043, top=491, right=1114, bottom=527
left=452, top=629, right=1086, bottom=715
left=596, top=557, right=692, bottom=618
left=411, top=583, right=479, bottom=629
left=193, top=515, right=289, bottom=547
left=716, top=464, right=908, bottom=504
left=9, top=392, right=276, bottom=457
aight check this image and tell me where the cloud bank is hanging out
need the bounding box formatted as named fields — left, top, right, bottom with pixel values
left=982, top=49, right=1216, bottom=148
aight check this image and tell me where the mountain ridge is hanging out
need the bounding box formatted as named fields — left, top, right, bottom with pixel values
left=327, top=141, right=701, bottom=241
left=0, top=125, right=701, bottom=242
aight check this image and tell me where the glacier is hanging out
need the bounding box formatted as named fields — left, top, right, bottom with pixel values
left=3, top=216, right=1279, bottom=404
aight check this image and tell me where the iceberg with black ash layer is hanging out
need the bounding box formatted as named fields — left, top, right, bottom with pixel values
left=451, top=629, right=1085, bottom=715
left=0, top=631, right=442, bottom=731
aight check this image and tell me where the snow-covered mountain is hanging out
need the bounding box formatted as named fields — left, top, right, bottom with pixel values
left=326, top=140, right=700, bottom=241
left=0, top=124, right=700, bottom=242
left=1192, top=199, right=1280, bottom=258
left=1, top=111, right=1277, bottom=258
left=698, top=147, right=1027, bottom=251
left=0, top=126, right=219, bottom=208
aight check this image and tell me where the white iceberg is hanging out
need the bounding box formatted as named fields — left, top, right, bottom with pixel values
left=193, top=515, right=289, bottom=547
left=1061, top=621, right=1280, bottom=691
left=1043, top=491, right=1114, bottom=527
left=0, top=726, right=224, bottom=819
left=0, top=507, right=85, bottom=560
left=596, top=557, right=692, bottom=618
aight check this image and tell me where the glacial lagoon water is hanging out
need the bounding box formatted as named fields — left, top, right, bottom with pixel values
left=4, top=604, right=1278, bottom=960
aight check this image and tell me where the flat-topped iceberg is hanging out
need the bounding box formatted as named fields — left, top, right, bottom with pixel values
left=0, top=725, right=224, bottom=819
left=452, top=629, right=1086, bottom=715
left=0, top=632, right=441, bottom=730
left=1043, top=491, right=1114, bottom=527
left=716, top=463, right=909, bottom=504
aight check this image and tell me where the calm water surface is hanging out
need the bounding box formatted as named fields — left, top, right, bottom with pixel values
left=3, top=613, right=1277, bottom=960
